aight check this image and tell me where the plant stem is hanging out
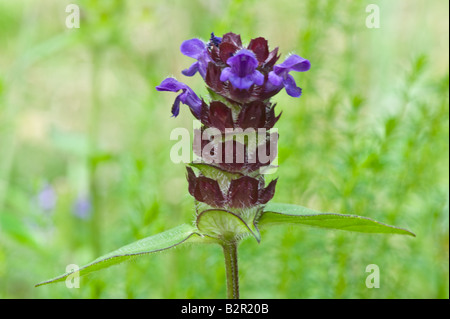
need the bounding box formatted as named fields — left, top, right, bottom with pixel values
left=88, top=48, right=102, bottom=258
left=222, top=241, right=240, bottom=299
left=88, top=48, right=102, bottom=298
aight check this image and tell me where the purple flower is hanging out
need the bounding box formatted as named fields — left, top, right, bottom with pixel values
left=268, top=54, right=311, bottom=97
left=156, top=78, right=202, bottom=117
left=180, top=38, right=211, bottom=79
left=73, top=194, right=92, bottom=220
left=220, top=49, right=264, bottom=90
left=37, top=184, right=57, bottom=212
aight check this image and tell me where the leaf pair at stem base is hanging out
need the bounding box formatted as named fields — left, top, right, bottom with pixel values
left=35, top=203, right=414, bottom=289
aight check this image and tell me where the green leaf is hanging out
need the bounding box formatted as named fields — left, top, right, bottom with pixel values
left=196, top=209, right=260, bottom=243
left=35, top=224, right=209, bottom=287
left=259, top=203, right=415, bottom=237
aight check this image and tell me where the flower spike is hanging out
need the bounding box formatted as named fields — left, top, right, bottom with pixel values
left=158, top=33, right=310, bottom=219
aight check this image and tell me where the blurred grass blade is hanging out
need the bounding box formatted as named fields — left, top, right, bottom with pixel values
left=259, top=203, right=416, bottom=237
left=35, top=224, right=207, bottom=287
left=0, top=211, right=39, bottom=248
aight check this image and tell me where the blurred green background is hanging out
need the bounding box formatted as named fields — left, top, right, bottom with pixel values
left=0, top=0, right=448, bottom=299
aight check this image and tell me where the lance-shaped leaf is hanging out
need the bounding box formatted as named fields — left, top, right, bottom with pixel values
left=35, top=224, right=210, bottom=287
left=258, top=203, right=415, bottom=237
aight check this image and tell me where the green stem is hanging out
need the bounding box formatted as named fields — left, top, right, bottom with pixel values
left=88, top=49, right=101, bottom=257
left=222, top=241, right=240, bottom=299
left=88, top=48, right=102, bottom=298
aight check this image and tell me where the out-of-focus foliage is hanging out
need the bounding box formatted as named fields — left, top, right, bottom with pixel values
left=0, top=0, right=448, bottom=298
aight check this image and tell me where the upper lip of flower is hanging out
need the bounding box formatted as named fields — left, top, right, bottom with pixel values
left=180, top=38, right=211, bottom=79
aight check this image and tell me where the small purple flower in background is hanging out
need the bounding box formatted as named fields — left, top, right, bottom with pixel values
left=73, top=194, right=92, bottom=220
left=155, top=77, right=202, bottom=117
left=220, top=49, right=264, bottom=90
left=37, top=184, right=57, bottom=212
left=268, top=54, right=311, bottom=97
left=180, top=38, right=211, bottom=79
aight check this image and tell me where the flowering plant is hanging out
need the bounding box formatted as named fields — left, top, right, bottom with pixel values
left=36, top=32, right=415, bottom=298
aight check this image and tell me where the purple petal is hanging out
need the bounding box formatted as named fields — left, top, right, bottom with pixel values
left=226, top=49, right=259, bottom=77
left=229, top=74, right=255, bottom=90
left=267, top=54, right=309, bottom=97
left=274, top=54, right=311, bottom=74
left=182, top=62, right=200, bottom=77
left=283, top=74, right=302, bottom=97
left=251, top=70, right=264, bottom=86
left=156, top=77, right=186, bottom=92
left=196, top=51, right=211, bottom=78
left=180, top=38, right=206, bottom=59
left=182, top=89, right=202, bottom=112
left=219, top=67, right=232, bottom=82
left=268, top=71, right=283, bottom=86
left=171, top=95, right=182, bottom=117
